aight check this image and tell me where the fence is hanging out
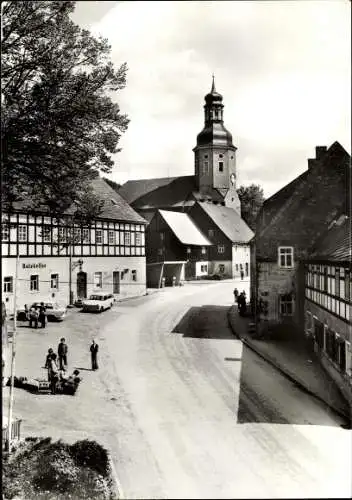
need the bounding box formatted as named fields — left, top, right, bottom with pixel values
left=2, top=418, right=22, bottom=450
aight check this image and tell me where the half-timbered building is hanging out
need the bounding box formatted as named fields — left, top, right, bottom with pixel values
left=2, top=177, right=147, bottom=313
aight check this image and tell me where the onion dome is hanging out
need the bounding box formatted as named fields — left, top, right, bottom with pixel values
left=204, top=74, right=223, bottom=104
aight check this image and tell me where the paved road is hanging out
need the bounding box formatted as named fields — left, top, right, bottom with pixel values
left=4, top=280, right=351, bottom=498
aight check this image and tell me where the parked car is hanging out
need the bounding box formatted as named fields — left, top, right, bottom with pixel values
left=82, top=293, right=114, bottom=313
left=17, top=302, right=67, bottom=322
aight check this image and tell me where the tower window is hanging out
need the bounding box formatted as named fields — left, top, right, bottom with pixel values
left=203, top=161, right=209, bottom=174
left=219, top=154, right=223, bottom=159
left=230, top=156, right=234, bottom=159
left=204, top=154, right=208, bottom=159
left=219, top=162, right=224, bottom=172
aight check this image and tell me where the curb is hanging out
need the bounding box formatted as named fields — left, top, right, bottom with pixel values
left=107, top=453, right=124, bottom=499
left=227, top=310, right=350, bottom=422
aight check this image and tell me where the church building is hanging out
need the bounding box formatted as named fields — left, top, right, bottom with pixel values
left=119, top=78, right=253, bottom=285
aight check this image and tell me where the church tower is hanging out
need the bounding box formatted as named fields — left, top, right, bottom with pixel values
left=193, top=77, right=240, bottom=212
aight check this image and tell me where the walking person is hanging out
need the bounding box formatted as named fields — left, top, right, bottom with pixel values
left=233, top=288, right=239, bottom=303
left=49, top=353, right=59, bottom=394
left=24, top=304, right=29, bottom=321
left=39, top=302, right=46, bottom=328
left=58, top=338, right=68, bottom=371
left=240, top=269, right=244, bottom=281
left=90, top=339, right=99, bottom=371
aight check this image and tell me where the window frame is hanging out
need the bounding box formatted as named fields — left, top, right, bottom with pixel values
left=50, top=273, right=59, bottom=289
left=18, top=225, right=27, bottom=242
left=95, top=229, right=103, bottom=245
left=93, top=272, right=103, bottom=289
left=131, top=270, right=137, bottom=282
left=218, top=245, right=225, bottom=254
left=124, top=231, right=131, bottom=246
left=218, top=161, right=224, bottom=172
left=1, top=224, right=9, bottom=241
left=278, top=246, right=294, bottom=268
left=136, top=232, right=142, bottom=246
left=279, top=293, right=294, bottom=316
left=108, top=230, right=115, bottom=245
left=3, top=276, right=13, bottom=293
left=30, top=274, right=39, bottom=291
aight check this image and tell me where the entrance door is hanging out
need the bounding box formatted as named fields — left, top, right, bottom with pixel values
left=76, top=272, right=87, bottom=298
left=113, top=271, right=120, bottom=294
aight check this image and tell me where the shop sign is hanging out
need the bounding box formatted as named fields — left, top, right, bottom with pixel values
left=22, top=263, right=46, bottom=269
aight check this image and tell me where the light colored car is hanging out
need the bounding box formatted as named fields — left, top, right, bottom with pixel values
left=31, top=302, right=67, bottom=321
left=82, top=293, right=114, bottom=313
left=17, top=301, right=67, bottom=321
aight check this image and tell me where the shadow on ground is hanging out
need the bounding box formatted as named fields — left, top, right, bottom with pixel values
left=172, top=305, right=349, bottom=428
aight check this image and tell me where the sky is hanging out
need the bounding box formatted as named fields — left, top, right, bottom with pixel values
left=72, top=1, right=351, bottom=198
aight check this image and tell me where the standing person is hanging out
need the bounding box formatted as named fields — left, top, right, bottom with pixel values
left=240, top=269, right=244, bottom=281
left=58, top=338, right=68, bottom=371
left=45, top=348, right=54, bottom=381
left=29, top=306, right=39, bottom=328
left=24, top=304, right=29, bottom=321
left=90, top=339, right=99, bottom=371
left=49, top=353, right=59, bottom=394
left=233, top=288, right=239, bottom=303
left=39, top=302, right=46, bottom=328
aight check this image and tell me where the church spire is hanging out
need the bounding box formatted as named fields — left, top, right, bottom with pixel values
left=211, top=73, right=216, bottom=93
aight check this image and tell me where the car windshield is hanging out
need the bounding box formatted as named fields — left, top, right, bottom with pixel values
left=89, top=295, right=104, bottom=301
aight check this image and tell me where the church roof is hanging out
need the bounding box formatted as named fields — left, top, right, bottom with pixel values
left=118, top=176, right=181, bottom=204
left=159, top=210, right=212, bottom=246
left=197, top=201, right=254, bottom=243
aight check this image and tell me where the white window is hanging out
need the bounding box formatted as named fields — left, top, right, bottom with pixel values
left=125, top=232, right=131, bottom=246
left=201, top=265, right=208, bottom=273
left=108, top=230, right=115, bottom=245
left=278, top=247, right=294, bottom=268
left=59, top=227, right=67, bottom=242
left=280, top=294, right=294, bottom=316
left=74, top=227, right=81, bottom=243
left=94, top=272, right=102, bottom=289
left=50, top=274, right=59, bottom=289
left=218, top=245, right=225, bottom=254
left=42, top=225, right=51, bottom=242
left=201, top=247, right=206, bottom=254
left=1, top=224, right=9, bottom=241
left=187, top=247, right=191, bottom=254
left=18, top=225, right=27, bottom=242
left=136, top=232, right=142, bottom=246
left=82, top=228, right=89, bottom=242
left=95, top=229, right=102, bottom=244
left=30, top=275, right=39, bottom=291
left=208, top=229, right=214, bottom=238
left=3, top=276, right=13, bottom=293
left=132, top=270, right=137, bottom=282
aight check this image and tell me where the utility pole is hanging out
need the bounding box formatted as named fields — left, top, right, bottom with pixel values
left=7, top=254, right=19, bottom=452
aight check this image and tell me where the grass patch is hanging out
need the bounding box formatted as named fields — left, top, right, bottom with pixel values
left=2, top=437, right=118, bottom=500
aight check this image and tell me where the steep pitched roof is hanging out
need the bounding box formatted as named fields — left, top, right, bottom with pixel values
left=9, top=177, right=147, bottom=224
left=159, top=209, right=212, bottom=246
left=197, top=201, right=254, bottom=243
left=255, top=141, right=351, bottom=259
left=118, top=176, right=180, bottom=204
left=89, top=177, right=147, bottom=223
left=308, top=215, right=351, bottom=262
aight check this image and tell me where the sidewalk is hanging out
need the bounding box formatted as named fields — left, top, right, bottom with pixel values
left=227, top=306, right=351, bottom=422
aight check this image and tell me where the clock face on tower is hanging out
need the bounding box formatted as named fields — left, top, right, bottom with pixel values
left=230, top=173, right=236, bottom=186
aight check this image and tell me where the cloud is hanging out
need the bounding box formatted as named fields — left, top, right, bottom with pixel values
left=89, top=1, right=351, bottom=197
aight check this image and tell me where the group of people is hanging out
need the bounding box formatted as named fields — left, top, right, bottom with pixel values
left=233, top=288, right=247, bottom=316
left=25, top=303, right=46, bottom=329
left=44, top=338, right=99, bottom=394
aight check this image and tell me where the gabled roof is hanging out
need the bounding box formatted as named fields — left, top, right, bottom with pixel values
left=8, top=177, right=147, bottom=224
left=159, top=209, right=212, bottom=246
left=308, top=215, right=351, bottom=262
left=255, top=141, right=351, bottom=259
left=197, top=201, right=254, bottom=243
left=118, top=176, right=181, bottom=204
left=89, top=177, right=147, bottom=223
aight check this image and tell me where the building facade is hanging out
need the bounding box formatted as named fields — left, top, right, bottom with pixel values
left=252, top=142, right=351, bottom=335
left=2, top=178, right=147, bottom=314
left=304, top=215, right=352, bottom=403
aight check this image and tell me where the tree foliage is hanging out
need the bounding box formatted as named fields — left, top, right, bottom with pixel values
left=237, top=184, right=265, bottom=232
left=2, top=1, right=129, bottom=217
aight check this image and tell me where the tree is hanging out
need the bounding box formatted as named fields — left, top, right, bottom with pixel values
left=237, top=184, right=265, bottom=232
left=2, top=1, right=129, bottom=217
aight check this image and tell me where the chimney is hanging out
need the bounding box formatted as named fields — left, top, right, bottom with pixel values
left=315, top=146, right=327, bottom=160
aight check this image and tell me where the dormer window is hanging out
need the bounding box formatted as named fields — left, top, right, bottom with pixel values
left=278, top=247, right=294, bottom=268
